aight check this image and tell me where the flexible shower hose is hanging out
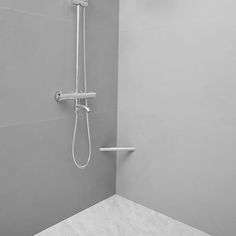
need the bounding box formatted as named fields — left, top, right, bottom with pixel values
left=72, top=5, right=91, bottom=169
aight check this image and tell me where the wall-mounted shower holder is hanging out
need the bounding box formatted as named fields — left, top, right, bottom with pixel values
left=55, top=91, right=96, bottom=102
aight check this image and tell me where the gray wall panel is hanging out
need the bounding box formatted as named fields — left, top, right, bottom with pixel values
left=0, top=0, right=119, bottom=235
left=117, top=1, right=236, bottom=236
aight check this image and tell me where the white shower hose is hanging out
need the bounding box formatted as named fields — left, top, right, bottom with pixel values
left=72, top=5, right=91, bottom=169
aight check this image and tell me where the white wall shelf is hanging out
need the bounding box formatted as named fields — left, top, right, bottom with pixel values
left=100, top=147, right=135, bottom=152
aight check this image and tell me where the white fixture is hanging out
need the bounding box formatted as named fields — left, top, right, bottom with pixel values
left=72, top=0, right=88, bottom=7
left=55, top=91, right=96, bottom=102
left=55, top=0, right=92, bottom=169
left=100, top=147, right=135, bottom=152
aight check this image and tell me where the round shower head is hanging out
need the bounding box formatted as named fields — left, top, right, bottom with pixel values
left=72, top=0, right=88, bottom=7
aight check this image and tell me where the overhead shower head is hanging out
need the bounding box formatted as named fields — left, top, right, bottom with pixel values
left=72, top=0, right=88, bottom=7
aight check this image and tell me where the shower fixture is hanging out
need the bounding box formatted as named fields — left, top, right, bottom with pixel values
left=73, top=0, right=88, bottom=7
left=55, top=91, right=96, bottom=102
left=55, top=0, right=95, bottom=169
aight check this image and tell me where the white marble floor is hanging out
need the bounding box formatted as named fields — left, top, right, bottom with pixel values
left=35, top=195, right=211, bottom=236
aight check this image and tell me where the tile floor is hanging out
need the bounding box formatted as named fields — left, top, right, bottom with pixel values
left=35, top=195, right=211, bottom=236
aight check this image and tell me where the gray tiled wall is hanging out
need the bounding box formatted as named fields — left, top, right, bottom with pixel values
left=117, top=1, right=236, bottom=236
left=0, top=1, right=119, bottom=235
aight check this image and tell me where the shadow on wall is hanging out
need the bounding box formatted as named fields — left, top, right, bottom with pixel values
left=139, top=0, right=174, bottom=11
left=119, top=0, right=176, bottom=32
left=204, top=77, right=236, bottom=126
left=122, top=0, right=175, bottom=15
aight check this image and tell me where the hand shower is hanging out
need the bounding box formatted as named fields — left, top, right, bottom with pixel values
left=72, top=0, right=92, bottom=169
left=55, top=0, right=94, bottom=169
